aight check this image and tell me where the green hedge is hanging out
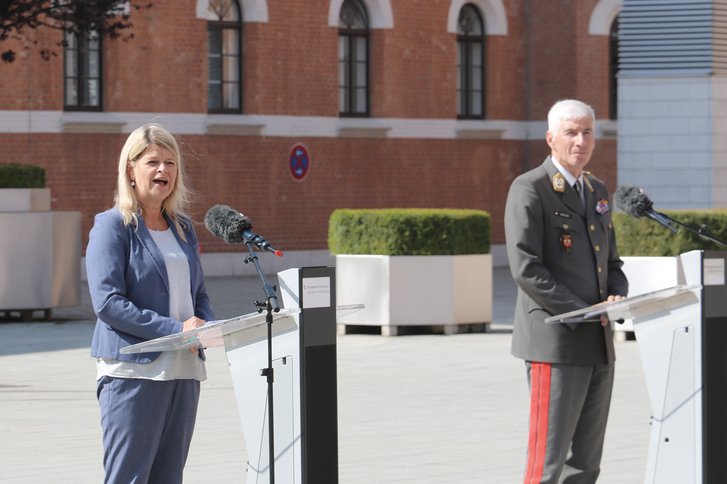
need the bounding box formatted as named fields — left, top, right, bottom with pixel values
left=613, top=210, right=727, bottom=256
left=0, top=164, right=45, bottom=188
left=328, top=208, right=491, bottom=256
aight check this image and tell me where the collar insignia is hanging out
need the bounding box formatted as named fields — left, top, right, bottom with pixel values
left=552, top=173, right=565, bottom=193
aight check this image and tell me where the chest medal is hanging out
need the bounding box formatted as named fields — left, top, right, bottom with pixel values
left=560, top=232, right=572, bottom=252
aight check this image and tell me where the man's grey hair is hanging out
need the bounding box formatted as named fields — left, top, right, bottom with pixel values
left=547, top=99, right=596, bottom=134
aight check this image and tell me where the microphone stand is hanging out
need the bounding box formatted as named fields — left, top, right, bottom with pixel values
left=656, top=212, right=727, bottom=248
left=243, top=241, right=280, bottom=484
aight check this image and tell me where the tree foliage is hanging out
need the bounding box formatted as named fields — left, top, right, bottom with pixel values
left=0, top=0, right=152, bottom=63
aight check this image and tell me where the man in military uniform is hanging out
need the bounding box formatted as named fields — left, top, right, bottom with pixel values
left=504, top=99, right=628, bottom=483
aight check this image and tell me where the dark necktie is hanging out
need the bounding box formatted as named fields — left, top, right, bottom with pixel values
left=574, top=180, right=585, bottom=207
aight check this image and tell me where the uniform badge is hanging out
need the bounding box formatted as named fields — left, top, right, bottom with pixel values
left=552, top=173, right=565, bottom=193
left=596, top=199, right=609, bottom=214
left=560, top=231, right=572, bottom=252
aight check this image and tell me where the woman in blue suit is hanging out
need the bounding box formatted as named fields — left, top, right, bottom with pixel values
left=86, top=123, right=215, bottom=484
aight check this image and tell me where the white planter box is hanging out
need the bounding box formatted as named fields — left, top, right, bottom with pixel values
left=0, top=211, right=81, bottom=312
left=335, top=254, right=492, bottom=334
left=618, top=256, right=681, bottom=332
left=0, top=188, right=51, bottom=211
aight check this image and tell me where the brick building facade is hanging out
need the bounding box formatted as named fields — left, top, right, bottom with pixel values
left=0, top=0, right=621, bottom=270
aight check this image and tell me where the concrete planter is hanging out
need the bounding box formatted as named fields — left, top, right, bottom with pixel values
left=618, top=256, right=681, bottom=332
left=0, top=188, right=81, bottom=319
left=335, top=254, right=492, bottom=335
left=0, top=188, right=51, bottom=211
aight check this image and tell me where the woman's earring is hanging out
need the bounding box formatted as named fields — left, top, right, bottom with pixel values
left=131, top=180, right=136, bottom=187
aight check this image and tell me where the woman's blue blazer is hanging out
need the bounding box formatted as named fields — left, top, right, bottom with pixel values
left=86, top=208, right=215, bottom=363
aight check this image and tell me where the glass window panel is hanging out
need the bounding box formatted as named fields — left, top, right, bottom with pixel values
left=354, top=62, right=366, bottom=87
left=339, top=0, right=368, bottom=29
left=88, top=33, right=100, bottom=51
left=222, top=28, right=239, bottom=54
left=208, top=84, right=221, bottom=109
left=84, top=79, right=99, bottom=106
left=339, top=61, right=346, bottom=88
left=339, top=86, right=347, bottom=112
left=225, top=0, right=240, bottom=21
left=469, top=43, right=482, bottom=68
left=87, top=52, right=100, bottom=78
left=457, top=42, right=465, bottom=68
left=223, top=55, right=239, bottom=82
left=65, top=49, right=77, bottom=76
left=470, top=92, right=482, bottom=116
left=470, top=65, right=482, bottom=89
left=209, top=56, right=222, bottom=81
left=457, top=5, right=483, bottom=36
left=65, top=82, right=78, bottom=106
left=355, top=37, right=367, bottom=61
left=65, top=31, right=76, bottom=49
left=207, top=0, right=240, bottom=21
left=339, top=37, right=348, bottom=62
left=223, top=82, right=239, bottom=109
left=354, top=88, right=367, bottom=113
left=208, top=28, right=222, bottom=54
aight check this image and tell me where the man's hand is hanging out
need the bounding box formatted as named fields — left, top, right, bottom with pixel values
left=600, top=295, right=625, bottom=326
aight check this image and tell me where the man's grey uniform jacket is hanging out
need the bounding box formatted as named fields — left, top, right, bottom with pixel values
left=504, top=156, right=629, bottom=365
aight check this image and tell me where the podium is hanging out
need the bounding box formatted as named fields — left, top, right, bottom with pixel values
left=122, top=266, right=342, bottom=484
left=546, top=250, right=727, bottom=484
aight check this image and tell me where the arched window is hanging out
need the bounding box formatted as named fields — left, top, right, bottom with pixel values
left=457, top=4, right=485, bottom=119
left=207, top=0, right=243, bottom=113
left=338, top=0, right=369, bottom=117
left=609, top=14, right=619, bottom=119
left=64, top=29, right=102, bottom=111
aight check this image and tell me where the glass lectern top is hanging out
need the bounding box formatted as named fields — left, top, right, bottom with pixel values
left=120, top=308, right=301, bottom=354
left=544, top=284, right=701, bottom=324
left=119, top=304, right=366, bottom=354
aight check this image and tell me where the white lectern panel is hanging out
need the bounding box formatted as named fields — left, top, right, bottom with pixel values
left=122, top=266, right=341, bottom=484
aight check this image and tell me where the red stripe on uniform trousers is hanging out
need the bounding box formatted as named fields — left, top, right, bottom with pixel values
left=524, top=362, right=552, bottom=484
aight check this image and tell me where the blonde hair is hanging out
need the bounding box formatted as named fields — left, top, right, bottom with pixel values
left=114, top=123, right=191, bottom=240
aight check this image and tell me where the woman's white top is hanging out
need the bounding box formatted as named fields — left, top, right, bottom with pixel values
left=96, top=228, right=207, bottom=382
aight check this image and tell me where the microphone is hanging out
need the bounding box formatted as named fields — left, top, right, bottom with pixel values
left=204, top=205, right=283, bottom=257
left=613, top=185, right=678, bottom=233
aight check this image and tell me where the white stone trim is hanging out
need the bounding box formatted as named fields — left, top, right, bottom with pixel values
left=328, top=0, right=394, bottom=29
left=195, top=0, right=269, bottom=23
left=0, top=110, right=618, bottom=140
left=588, top=0, right=621, bottom=35
left=446, top=0, right=508, bottom=36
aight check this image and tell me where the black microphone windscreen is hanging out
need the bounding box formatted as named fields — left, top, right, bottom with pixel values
left=614, top=185, right=653, bottom=218
left=204, top=205, right=252, bottom=244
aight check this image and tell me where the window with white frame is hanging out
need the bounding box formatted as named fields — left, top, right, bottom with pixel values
left=339, top=0, right=369, bottom=116
left=64, top=29, right=102, bottom=111
left=207, top=0, right=243, bottom=113
left=456, top=4, right=485, bottom=119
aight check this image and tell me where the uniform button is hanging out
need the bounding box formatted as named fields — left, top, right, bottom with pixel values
left=608, top=223, right=613, bottom=229
left=595, top=245, right=600, bottom=252
left=598, top=266, right=602, bottom=273
left=563, top=224, right=569, bottom=229
left=590, top=224, right=596, bottom=231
